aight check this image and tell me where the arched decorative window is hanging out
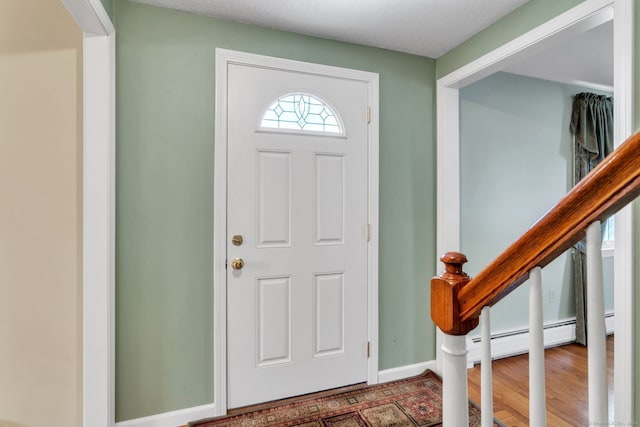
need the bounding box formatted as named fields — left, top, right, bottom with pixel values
left=260, top=93, right=344, bottom=135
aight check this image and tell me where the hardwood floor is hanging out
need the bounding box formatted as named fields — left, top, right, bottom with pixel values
left=468, top=335, right=614, bottom=426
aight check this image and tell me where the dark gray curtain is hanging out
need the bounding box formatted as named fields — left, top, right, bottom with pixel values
left=570, top=92, right=613, bottom=345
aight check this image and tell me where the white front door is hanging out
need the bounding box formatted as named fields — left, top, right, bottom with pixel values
left=226, top=59, right=371, bottom=408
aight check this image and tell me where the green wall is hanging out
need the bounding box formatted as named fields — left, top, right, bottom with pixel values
left=436, top=0, right=584, bottom=78
left=113, top=0, right=640, bottom=422
left=114, top=0, right=437, bottom=421
left=100, top=0, right=112, bottom=19
left=460, top=72, right=614, bottom=334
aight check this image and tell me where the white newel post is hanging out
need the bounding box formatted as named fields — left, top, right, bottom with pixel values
left=431, top=253, right=479, bottom=427
left=586, top=221, right=608, bottom=424
left=528, top=267, right=547, bottom=427
left=441, top=334, right=470, bottom=427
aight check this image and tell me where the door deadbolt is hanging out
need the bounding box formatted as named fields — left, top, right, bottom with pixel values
left=231, top=235, right=244, bottom=246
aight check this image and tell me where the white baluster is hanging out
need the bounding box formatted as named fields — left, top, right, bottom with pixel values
left=480, top=307, right=493, bottom=427
left=529, top=267, right=546, bottom=427
left=586, top=221, right=608, bottom=424
left=441, top=334, right=469, bottom=427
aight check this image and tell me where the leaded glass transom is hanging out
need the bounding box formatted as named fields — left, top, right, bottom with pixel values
left=260, top=93, right=343, bottom=134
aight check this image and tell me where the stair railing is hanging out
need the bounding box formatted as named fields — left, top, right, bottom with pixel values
left=431, top=131, right=640, bottom=426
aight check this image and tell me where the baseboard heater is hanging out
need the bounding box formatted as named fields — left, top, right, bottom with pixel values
left=466, top=313, right=614, bottom=366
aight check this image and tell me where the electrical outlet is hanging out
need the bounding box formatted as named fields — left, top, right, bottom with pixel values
left=549, top=289, right=557, bottom=303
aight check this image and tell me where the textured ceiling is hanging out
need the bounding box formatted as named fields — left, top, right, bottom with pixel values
left=129, top=0, right=529, bottom=58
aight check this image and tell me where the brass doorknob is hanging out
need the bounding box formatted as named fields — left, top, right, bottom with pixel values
left=231, top=258, right=244, bottom=270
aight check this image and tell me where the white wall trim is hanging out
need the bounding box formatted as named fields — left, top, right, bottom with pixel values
left=212, top=49, right=229, bottom=418
left=61, top=1, right=115, bottom=426
left=214, top=48, right=380, bottom=416
left=613, top=1, right=635, bottom=424
left=435, top=0, right=633, bottom=419
left=378, top=361, right=438, bottom=384
left=62, top=0, right=115, bottom=35
left=82, top=32, right=116, bottom=427
left=115, top=403, right=217, bottom=427
left=366, top=75, right=381, bottom=386
left=434, top=83, right=459, bottom=375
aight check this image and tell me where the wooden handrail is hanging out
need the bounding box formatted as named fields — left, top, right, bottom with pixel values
left=432, top=131, right=640, bottom=334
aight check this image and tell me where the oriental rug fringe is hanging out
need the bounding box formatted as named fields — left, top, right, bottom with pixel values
left=190, top=370, right=503, bottom=427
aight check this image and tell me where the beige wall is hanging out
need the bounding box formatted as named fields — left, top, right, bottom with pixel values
left=0, top=1, right=83, bottom=426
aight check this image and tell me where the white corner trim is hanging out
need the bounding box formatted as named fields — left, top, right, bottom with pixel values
left=63, top=1, right=116, bottom=427
left=378, top=361, right=438, bottom=384
left=61, top=0, right=115, bottom=35
left=214, top=48, right=380, bottom=415
left=434, top=83, right=460, bottom=376
left=82, top=26, right=116, bottom=427
left=115, top=403, right=217, bottom=427
left=435, top=83, right=461, bottom=260
left=86, top=0, right=115, bottom=34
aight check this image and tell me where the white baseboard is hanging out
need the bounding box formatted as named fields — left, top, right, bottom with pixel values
left=467, top=314, right=615, bottom=366
left=116, top=315, right=616, bottom=426
left=377, top=360, right=437, bottom=384
left=114, top=362, right=442, bottom=427
left=113, top=363, right=443, bottom=427
left=115, top=403, right=217, bottom=427
left=113, top=362, right=438, bottom=426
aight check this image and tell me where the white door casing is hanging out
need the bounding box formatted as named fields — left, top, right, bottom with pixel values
left=214, top=49, right=379, bottom=413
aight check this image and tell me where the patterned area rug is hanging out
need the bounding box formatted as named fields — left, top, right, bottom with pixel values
left=190, top=370, right=503, bottom=426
